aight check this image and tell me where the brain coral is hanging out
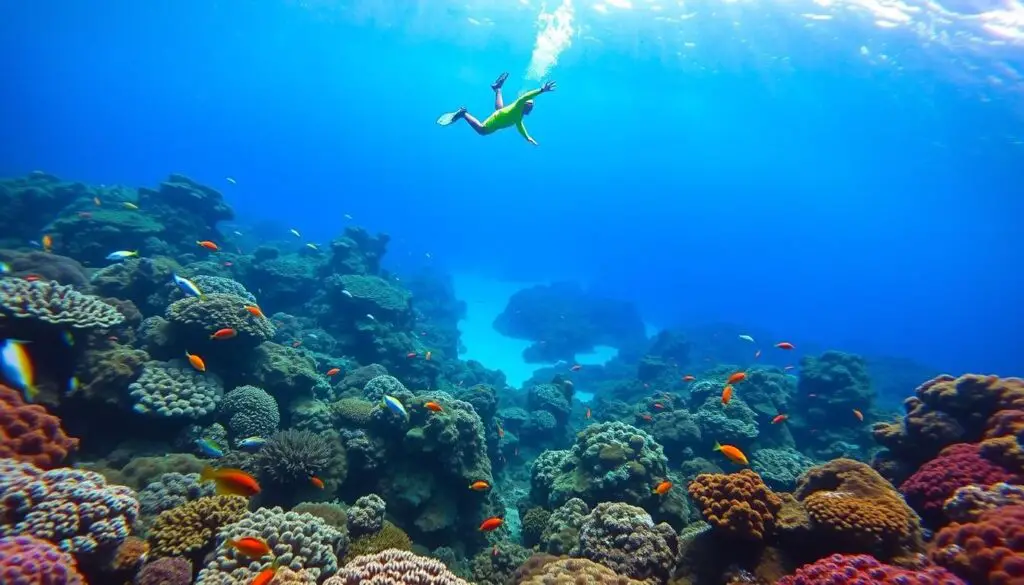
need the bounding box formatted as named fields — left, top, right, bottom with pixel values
left=777, top=553, right=965, bottom=585
left=0, top=384, right=78, bottom=469
left=518, top=557, right=645, bottom=585
left=0, top=278, right=125, bottom=328
left=323, top=548, right=471, bottom=585
left=794, top=458, right=922, bottom=561
left=931, top=504, right=1024, bottom=585
left=147, top=494, right=248, bottom=558
left=0, top=458, right=139, bottom=556
left=220, top=385, right=280, bottom=441
left=166, top=293, right=275, bottom=345
left=944, top=482, right=1024, bottom=523
left=128, top=359, right=224, bottom=419
left=195, top=507, right=347, bottom=583
left=899, top=442, right=1022, bottom=525
left=687, top=469, right=782, bottom=541
left=570, top=502, right=679, bottom=585
left=0, top=534, right=85, bottom=585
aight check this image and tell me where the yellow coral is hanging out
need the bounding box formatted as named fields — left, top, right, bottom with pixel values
left=519, top=558, right=645, bottom=585
left=148, top=495, right=248, bottom=558
left=342, top=521, right=413, bottom=564
left=687, top=469, right=782, bottom=541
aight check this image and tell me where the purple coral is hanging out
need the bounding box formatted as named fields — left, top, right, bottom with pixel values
left=0, top=535, right=85, bottom=585
left=570, top=502, right=679, bottom=585
left=325, top=548, right=472, bottom=585
left=777, top=553, right=966, bottom=585
left=0, top=458, right=139, bottom=556
left=134, top=557, right=192, bottom=585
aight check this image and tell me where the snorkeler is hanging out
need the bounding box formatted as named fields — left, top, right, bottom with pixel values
left=436, top=72, right=557, bottom=145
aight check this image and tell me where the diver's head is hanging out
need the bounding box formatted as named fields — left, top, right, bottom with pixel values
left=524, top=100, right=535, bottom=115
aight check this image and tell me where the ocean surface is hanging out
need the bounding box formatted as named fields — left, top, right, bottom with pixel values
left=2, top=0, right=1022, bottom=381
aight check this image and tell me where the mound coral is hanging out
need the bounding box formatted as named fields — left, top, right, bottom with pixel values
left=292, top=501, right=347, bottom=529
left=687, top=469, right=783, bottom=541
left=0, top=249, right=89, bottom=288
left=147, top=495, right=248, bottom=559
left=750, top=448, right=816, bottom=492
left=694, top=395, right=759, bottom=444
left=333, top=397, right=376, bottom=427
left=471, top=542, right=532, bottom=585
left=0, top=458, right=139, bottom=556
left=518, top=557, right=645, bottom=585
left=931, top=504, right=1024, bottom=585
left=794, top=458, right=922, bottom=562
left=571, top=502, right=679, bottom=584
left=0, top=385, right=78, bottom=469
left=324, top=548, right=471, bottom=585
left=138, top=472, right=215, bottom=518
left=777, top=553, right=965, bottom=585
left=348, top=493, right=387, bottom=537
left=520, top=507, right=551, bottom=548
left=128, top=359, right=224, bottom=419
left=166, top=293, right=275, bottom=346
left=135, top=557, right=192, bottom=585
left=944, top=483, right=1024, bottom=523
left=220, top=385, right=280, bottom=441
left=345, top=521, right=413, bottom=564
left=0, top=278, right=125, bottom=328
left=195, top=507, right=347, bottom=583
left=541, top=498, right=590, bottom=555
left=175, top=275, right=256, bottom=303
left=363, top=374, right=409, bottom=402
left=335, top=274, right=412, bottom=316
left=899, top=443, right=1022, bottom=524
left=0, top=534, right=85, bottom=585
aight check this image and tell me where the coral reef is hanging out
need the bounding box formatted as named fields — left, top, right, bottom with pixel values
left=220, top=385, right=280, bottom=442
left=344, top=521, right=413, bottom=564
left=0, top=385, right=79, bottom=469
left=571, top=502, right=679, bottom=584
left=943, top=482, right=1024, bottom=523
left=0, top=458, right=139, bottom=556
left=930, top=504, right=1024, bottom=585
left=138, top=471, right=216, bottom=521
left=291, top=501, right=347, bottom=529
left=0, top=278, right=125, bottom=328
left=323, top=548, right=471, bottom=585
left=0, top=534, right=85, bottom=585
left=166, top=293, right=275, bottom=347
left=687, top=469, right=783, bottom=541
left=135, top=557, right=194, bottom=585
left=128, top=360, right=224, bottom=419
left=777, top=553, right=965, bottom=585
left=540, top=498, right=590, bottom=555
left=348, top=494, right=387, bottom=538
left=254, top=430, right=346, bottom=492
left=750, top=448, right=816, bottom=492
left=147, top=495, right=248, bottom=559
left=518, top=557, right=645, bottom=585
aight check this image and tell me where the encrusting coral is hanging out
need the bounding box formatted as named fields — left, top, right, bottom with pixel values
left=930, top=503, right=1024, bottom=585
left=687, top=469, right=783, bottom=541
left=570, top=502, right=679, bottom=585
left=0, top=384, right=79, bottom=469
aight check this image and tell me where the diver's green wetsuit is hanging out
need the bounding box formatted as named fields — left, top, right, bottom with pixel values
left=479, top=88, right=543, bottom=140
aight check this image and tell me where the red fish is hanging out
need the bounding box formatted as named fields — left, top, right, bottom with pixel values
left=585, top=407, right=591, bottom=419
left=197, top=240, right=219, bottom=251
left=479, top=517, right=504, bottom=532
left=775, top=342, right=795, bottom=350
left=210, top=328, right=237, bottom=340
left=309, top=476, right=324, bottom=489
left=245, top=305, right=265, bottom=319
left=653, top=403, right=664, bottom=410
left=291, top=340, right=302, bottom=348
left=200, top=467, right=260, bottom=497
left=726, top=372, right=746, bottom=385
left=424, top=401, right=443, bottom=412
left=23, top=274, right=42, bottom=282
left=326, top=367, right=341, bottom=376
left=228, top=537, right=271, bottom=559
left=721, top=385, right=733, bottom=405
left=682, top=375, right=695, bottom=382
left=771, top=414, right=788, bottom=424
left=469, top=480, right=490, bottom=491
left=251, top=567, right=277, bottom=585
left=653, top=480, right=673, bottom=495
left=640, top=414, right=653, bottom=422
left=406, top=352, right=417, bottom=358
left=853, top=409, right=864, bottom=421
left=186, top=351, right=206, bottom=372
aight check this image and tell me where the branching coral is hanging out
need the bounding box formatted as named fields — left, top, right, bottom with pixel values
left=0, top=385, right=78, bottom=468
left=687, top=469, right=782, bottom=541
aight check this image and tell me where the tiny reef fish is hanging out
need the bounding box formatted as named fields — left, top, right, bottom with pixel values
left=93, top=196, right=101, bottom=206
left=852, top=409, right=864, bottom=421
left=228, top=537, right=271, bottom=559
left=41, top=234, right=52, bottom=252
left=469, top=480, right=491, bottom=491
left=306, top=243, right=319, bottom=251
left=726, top=371, right=746, bottom=385
left=771, top=414, right=788, bottom=424
left=186, top=351, right=206, bottom=372
left=585, top=407, right=591, bottom=419
left=289, top=229, right=301, bottom=238
left=738, top=334, right=755, bottom=343
left=570, top=364, right=582, bottom=372
left=309, top=475, right=324, bottom=489
left=244, top=305, right=265, bottom=318
left=682, top=375, right=695, bottom=382
left=1, top=339, right=36, bottom=402
left=424, top=401, right=443, bottom=412
left=479, top=517, right=504, bottom=532
left=122, top=201, right=139, bottom=210
left=406, top=352, right=417, bottom=358
left=653, top=402, right=665, bottom=410
left=754, top=349, right=761, bottom=359
left=425, top=351, right=432, bottom=361
left=382, top=394, right=408, bottom=419
left=106, top=250, right=138, bottom=261
left=775, top=342, right=795, bottom=350
left=714, top=442, right=749, bottom=466
left=196, top=240, right=219, bottom=251
left=721, top=385, right=733, bottom=405
left=200, top=466, right=261, bottom=497
left=653, top=480, right=673, bottom=495
left=326, top=367, right=341, bottom=376
left=210, top=328, right=237, bottom=340
left=251, top=566, right=278, bottom=585
left=237, top=437, right=267, bottom=452
left=195, top=438, right=224, bottom=458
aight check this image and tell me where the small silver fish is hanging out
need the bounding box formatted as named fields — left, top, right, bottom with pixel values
left=738, top=334, right=755, bottom=343
left=289, top=228, right=301, bottom=238
left=366, top=313, right=376, bottom=321
left=341, top=290, right=353, bottom=298
left=236, top=437, right=267, bottom=452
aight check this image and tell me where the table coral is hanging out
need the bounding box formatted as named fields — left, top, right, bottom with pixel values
left=323, top=548, right=471, bottom=585
left=900, top=443, right=1022, bottom=525
left=944, top=483, right=1024, bottom=523
left=0, top=458, right=139, bottom=556
left=0, top=385, right=78, bottom=468
left=220, top=385, right=280, bottom=442
left=147, top=495, right=248, bottom=559
left=195, top=507, right=347, bottom=583
left=931, top=504, right=1024, bottom=585
left=777, top=553, right=965, bottom=585
left=128, top=359, right=224, bottom=419
left=570, top=501, right=679, bottom=585
left=0, top=278, right=125, bottom=328
left=687, top=469, right=782, bottom=541
left=0, top=534, right=85, bottom=585
left=794, top=458, right=922, bottom=562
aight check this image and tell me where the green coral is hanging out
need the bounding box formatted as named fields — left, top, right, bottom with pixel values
left=520, top=507, right=551, bottom=548
left=292, top=501, right=347, bottom=529
left=166, top=293, right=275, bottom=345
left=332, top=398, right=375, bottom=427
left=342, top=520, right=412, bottom=564
left=336, top=274, right=411, bottom=314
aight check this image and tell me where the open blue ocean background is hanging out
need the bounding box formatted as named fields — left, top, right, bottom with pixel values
left=2, top=0, right=1021, bottom=388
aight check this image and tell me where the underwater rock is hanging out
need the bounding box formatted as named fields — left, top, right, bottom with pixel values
left=321, top=226, right=390, bottom=276
left=0, top=173, right=87, bottom=244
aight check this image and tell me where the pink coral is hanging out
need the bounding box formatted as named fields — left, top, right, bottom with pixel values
left=324, top=549, right=471, bottom=585
left=899, top=443, right=1022, bottom=524
left=0, top=385, right=79, bottom=469
left=931, top=504, right=1024, bottom=585
left=776, top=553, right=965, bottom=585
left=0, top=534, right=85, bottom=585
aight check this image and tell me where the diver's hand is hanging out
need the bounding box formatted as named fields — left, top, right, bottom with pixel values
left=542, top=81, right=557, bottom=92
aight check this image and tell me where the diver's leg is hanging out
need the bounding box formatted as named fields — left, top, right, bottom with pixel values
left=491, top=72, right=509, bottom=109
left=455, top=108, right=487, bottom=135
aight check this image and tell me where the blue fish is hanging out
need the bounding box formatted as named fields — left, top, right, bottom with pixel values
left=172, top=273, right=205, bottom=299
left=1, top=339, right=36, bottom=402
left=195, top=438, right=224, bottom=458
left=236, top=436, right=267, bottom=452
left=382, top=394, right=408, bottom=419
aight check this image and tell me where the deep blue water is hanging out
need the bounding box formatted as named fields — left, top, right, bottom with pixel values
left=1, top=1, right=1021, bottom=379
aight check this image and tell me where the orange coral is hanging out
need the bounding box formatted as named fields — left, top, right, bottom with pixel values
left=931, top=504, right=1024, bottom=585
left=795, top=459, right=923, bottom=562
left=0, top=384, right=78, bottom=468
left=687, top=469, right=782, bottom=541
left=110, top=536, right=149, bottom=572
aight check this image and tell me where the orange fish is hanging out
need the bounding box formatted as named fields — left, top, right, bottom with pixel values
left=771, top=414, right=788, bottom=424
left=714, top=442, right=749, bottom=466
left=469, top=480, right=491, bottom=491
left=585, top=407, right=591, bottom=419
left=570, top=364, right=582, bottom=372
left=326, top=367, right=341, bottom=376
left=197, top=240, right=219, bottom=251
left=186, top=351, right=206, bottom=372
left=406, top=352, right=417, bottom=358
left=93, top=196, right=101, bottom=206
left=210, top=328, right=237, bottom=340
left=479, top=517, right=504, bottom=532
left=754, top=349, right=761, bottom=359
left=682, top=375, right=695, bottom=382
left=425, top=351, right=432, bottom=361
left=496, top=423, right=504, bottom=438
left=309, top=475, right=324, bottom=489
left=726, top=371, right=746, bottom=385
left=200, top=467, right=260, bottom=497
left=291, top=340, right=302, bottom=348
left=251, top=567, right=278, bottom=585
left=853, top=409, right=864, bottom=421
left=721, top=385, right=733, bottom=405
left=245, top=305, right=265, bottom=318
left=653, top=403, right=665, bottom=410
left=424, top=401, right=443, bottom=412
left=23, top=274, right=42, bottom=282
left=775, top=342, right=795, bottom=350
left=41, top=234, right=52, bottom=252
left=228, top=537, right=272, bottom=559
left=653, top=480, right=673, bottom=495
